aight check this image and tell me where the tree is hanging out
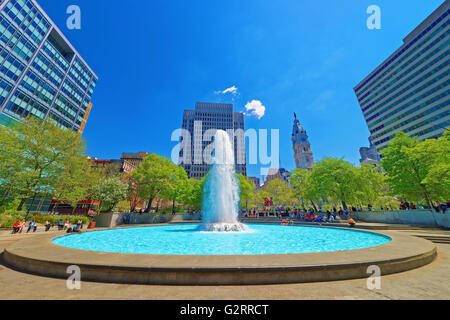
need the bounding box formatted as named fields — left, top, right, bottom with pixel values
left=160, top=164, right=189, bottom=214
left=381, top=130, right=450, bottom=207
left=93, top=177, right=128, bottom=213
left=248, top=189, right=271, bottom=209
left=290, top=168, right=321, bottom=209
left=0, top=117, right=88, bottom=211
left=308, top=158, right=358, bottom=209
left=263, top=178, right=296, bottom=206
left=130, top=154, right=173, bottom=212
left=353, top=164, right=386, bottom=207
left=183, top=178, right=204, bottom=211
left=236, top=174, right=255, bottom=209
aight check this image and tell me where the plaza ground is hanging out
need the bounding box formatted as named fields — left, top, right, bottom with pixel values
left=0, top=226, right=449, bottom=300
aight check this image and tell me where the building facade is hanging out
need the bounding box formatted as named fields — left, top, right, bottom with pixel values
left=121, top=152, right=149, bottom=169
left=179, top=102, right=247, bottom=179
left=0, top=0, right=98, bottom=134
left=248, top=176, right=261, bottom=190
left=292, top=113, right=314, bottom=171
left=354, top=1, right=449, bottom=152
left=359, top=137, right=381, bottom=166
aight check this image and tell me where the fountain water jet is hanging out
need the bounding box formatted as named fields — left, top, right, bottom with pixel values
left=199, top=130, right=247, bottom=232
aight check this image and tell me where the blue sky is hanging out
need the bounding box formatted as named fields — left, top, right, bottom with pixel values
left=40, top=0, right=444, bottom=180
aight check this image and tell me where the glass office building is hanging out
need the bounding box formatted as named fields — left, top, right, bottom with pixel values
left=179, top=102, right=247, bottom=179
left=0, top=0, right=97, bottom=134
left=354, top=0, right=449, bottom=152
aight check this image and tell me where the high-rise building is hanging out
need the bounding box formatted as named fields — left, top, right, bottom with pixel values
left=179, top=102, right=247, bottom=179
left=359, top=137, right=381, bottom=166
left=0, top=0, right=98, bottom=134
left=354, top=1, right=449, bottom=152
left=292, top=113, right=314, bottom=171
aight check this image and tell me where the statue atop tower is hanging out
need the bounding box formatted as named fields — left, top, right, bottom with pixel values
left=292, top=114, right=314, bottom=171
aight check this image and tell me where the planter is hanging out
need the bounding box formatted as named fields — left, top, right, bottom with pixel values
left=87, top=222, right=96, bottom=229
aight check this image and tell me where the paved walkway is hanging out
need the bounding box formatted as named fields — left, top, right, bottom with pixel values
left=0, top=225, right=449, bottom=300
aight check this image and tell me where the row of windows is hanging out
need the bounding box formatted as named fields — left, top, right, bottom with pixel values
left=0, top=14, right=37, bottom=63
left=358, top=21, right=450, bottom=105
left=372, top=99, right=450, bottom=140
left=0, top=52, right=24, bottom=81
left=20, top=69, right=56, bottom=105
left=88, top=78, right=96, bottom=97
left=31, top=52, right=63, bottom=87
left=361, top=42, right=450, bottom=114
left=365, top=65, right=450, bottom=122
left=355, top=9, right=449, bottom=94
left=3, top=0, right=50, bottom=45
left=52, top=94, right=78, bottom=121
left=68, top=57, right=92, bottom=92
left=42, top=40, right=69, bottom=71
left=48, top=111, right=72, bottom=129
left=375, top=119, right=449, bottom=146
left=5, top=88, right=48, bottom=119
left=0, top=77, right=12, bottom=105
left=61, top=78, right=83, bottom=105
left=368, top=79, right=450, bottom=128
left=371, top=95, right=450, bottom=135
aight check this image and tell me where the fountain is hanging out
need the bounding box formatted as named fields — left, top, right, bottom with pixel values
left=199, top=130, right=247, bottom=232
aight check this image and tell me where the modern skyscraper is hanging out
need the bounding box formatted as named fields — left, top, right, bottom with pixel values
left=0, top=0, right=98, bottom=134
left=179, top=102, right=247, bottom=179
left=359, top=137, right=381, bottom=166
left=354, top=1, right=449, bottom=152
left=292, top=113, right=314, bottom=171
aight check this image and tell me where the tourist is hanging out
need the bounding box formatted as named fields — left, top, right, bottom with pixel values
left=26, top=220, right=37, bottom=233
left=64, top=219, right=70, bottom=230
left=44, top=220, right=51, bottom=232
left=348, top=218, right=356, bottom=228
left=433, top=201, right=441, bottom=212
left=19, top=220, right=25, bottom=233
left=12, top=220, right=21, bottom=234
left=440, top=202, right=447, bottom=214
left=57, top=219, right=64, bottom=231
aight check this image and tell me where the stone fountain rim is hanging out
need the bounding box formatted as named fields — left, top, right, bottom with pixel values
left=2, top=224, right=437, bottom=285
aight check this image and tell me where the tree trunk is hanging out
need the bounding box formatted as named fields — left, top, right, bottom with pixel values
left=172, top=199, right=176, bottom=214
left=17, top=198, right=27, bottom=211
left=311, top=201, right=318, bottom=212
left=145, top=196, right=154, bottom=213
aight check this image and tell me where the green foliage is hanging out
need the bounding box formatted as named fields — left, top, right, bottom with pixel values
left=381, top=130, right=450, bottom=207
left=93, top=177, right=128, bottom=213
left=263, top=178, right=296, bottom=206
left=236, top=174, right=255, bottom=209
left=131, top=154, right=174, bottom=212
left=183, top=177, right=205, bottom=211
left=159, top=164, right=189, bottom=213
left=0, top=117, right=86, bottom=210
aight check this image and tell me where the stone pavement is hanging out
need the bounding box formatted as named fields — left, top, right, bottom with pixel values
left=0, top=226, right=449, bottom=300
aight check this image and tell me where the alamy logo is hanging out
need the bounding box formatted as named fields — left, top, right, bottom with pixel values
left=66, top=265, right=81, bottom=290
left=171, top=124, right=280, bottom=176
left=366, top=265, right=381, bottom=290
left=367, top=5, right=381, bottom=30
left=66, top=5, right=81, bottom=30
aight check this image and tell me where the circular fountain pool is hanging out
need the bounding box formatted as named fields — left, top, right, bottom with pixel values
left=52, top=224, right=391, bottom=255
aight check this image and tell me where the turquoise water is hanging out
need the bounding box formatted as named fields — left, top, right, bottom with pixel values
left=52, top=224, right=391, bottom=255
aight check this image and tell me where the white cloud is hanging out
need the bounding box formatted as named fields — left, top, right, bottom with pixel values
left=244, top=100, right=266, bottom=119
left=216, top=86, right=239, bottom=95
